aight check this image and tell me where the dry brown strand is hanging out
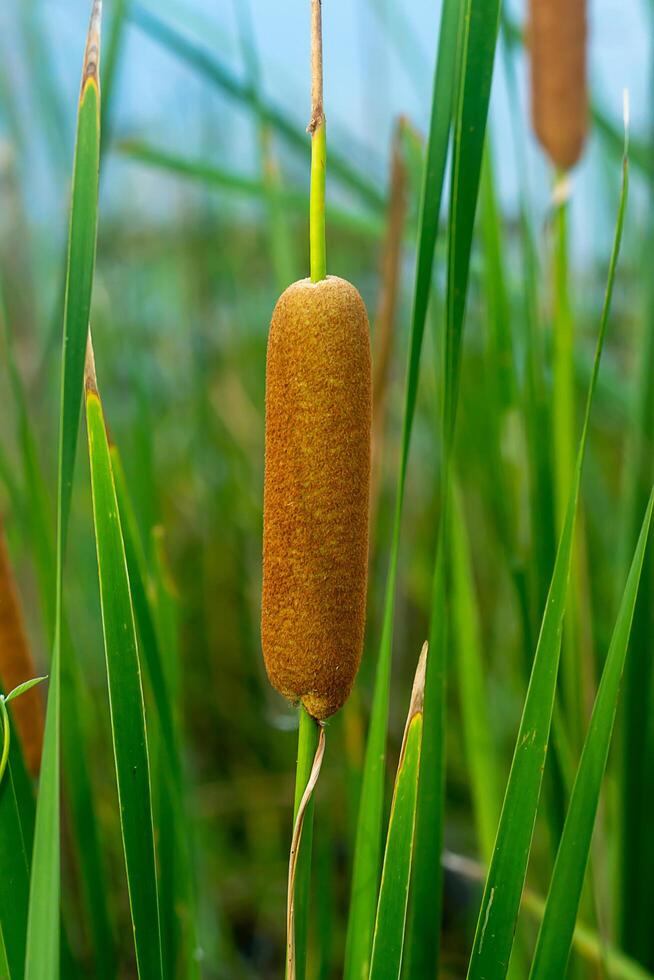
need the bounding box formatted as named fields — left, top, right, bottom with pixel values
left=261, top=275, right=372, bottom=720
left=370, top=120, right=408, bottom=533
left=529, top=0, right=588, bottom=170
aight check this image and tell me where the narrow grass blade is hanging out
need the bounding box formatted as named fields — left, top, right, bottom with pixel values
left=25, top=6, right=102, bottom=977
left=110, top=445, right=200, bottom=978
left=343, top=4, right=460, bottom=975
left=501, top=22, right=556, bottom=629
left=407, top=2, right=501, bottom=975
left=100, top=0, right=128, bottom=154
left=117, top=140, right=384, bottom=240
left=592, top=105, right=650, bottom=174
left=109, top=445, right=179, bottom=779
left=85, top=340, right=163, bottom=980
left=530, top=488, right=654, bottom=979
left=500, top=25, right=568, bottom=844
left=369, top=645, right=426, bottom=980
left=128, top=2, right=384, bottom=213
left=234, top=0, right=298, bottom=289
left=5, top=679, right=47, bottom=705
left=478, top=143, right=522, bottom=565
left=466, top=152, right=629, bottom=980
left=442, top=0, right=501, bottom=452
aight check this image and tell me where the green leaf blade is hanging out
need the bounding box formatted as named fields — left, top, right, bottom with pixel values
left=85, top=366, right=163, bottom=980
left=530, top=488, right=654, bottom=980
left=466, top=153, right=629, bottom=980
left=407, top=0, right=501, bottom=974
left=5, top=678, right=48, bottom=705
left=0, top=740, right=32, bottom=978
left=343, top=3, right=461, bottom=975
left=369, top=647, right=426, bottom=980
left=25, top=6, right=103, bottom=977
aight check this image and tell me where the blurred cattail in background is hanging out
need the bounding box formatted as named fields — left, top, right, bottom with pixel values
left=529, top=0, right=588, bottom=169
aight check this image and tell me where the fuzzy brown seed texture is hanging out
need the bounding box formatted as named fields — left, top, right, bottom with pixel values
left=0, top=522, right=44, bottom=775
left=529, top=0, right=587, bottom=170
left=262, top=276, right=372, bottom=720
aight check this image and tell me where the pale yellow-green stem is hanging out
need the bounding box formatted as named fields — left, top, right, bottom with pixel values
left=0, top=698, right=10, bottom=785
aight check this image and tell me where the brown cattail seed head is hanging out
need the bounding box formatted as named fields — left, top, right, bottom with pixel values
left=529, top=0, right=588, bottom=170
left=0, top=522, right=44, bottom=775
left=262, top=276, right=371, bottom=720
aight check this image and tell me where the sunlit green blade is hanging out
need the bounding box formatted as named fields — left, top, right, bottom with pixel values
left=407, top=1, right=501, bottom=975
left=466, top=154, right=629, bottom=980
left=24, top=6, right=102, bottom=978
left=128, top=2, right=384, bottom=213
left=500, top=24, right=568, bottom=844
left=369, top=646, right=426, bottom=980
left=110, top=444, right=200, bottom=978
left=110, top=445, right=179, bottom=779
left=617, top=53, right=654, bottom=959
left=151, top=528, right=201, bottom=980
left=478, top=142, right=523, bottom=571
left=117, top=140, right=384, bottom=240
left=343, top=2, right=461, bottom=975
left=447, top=853, right=654, bottom=980
left=84, top=343, right=163, bottom=980
left=450, top=481, right=501, bottom=863
left=530, top=488, right=654, bottom=979
left=442, top=0, right=501, bottom=451
left=5, top=678, right=47, bottom=704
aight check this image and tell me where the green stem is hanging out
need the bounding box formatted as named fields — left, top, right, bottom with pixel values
left=553, top=187, right=585, bottom=756
left=310, top=120, right=327, bottom=281
left=0, top=698, right=10, bottom=785
left=288, top=707, right=320, bottom=980
left=553, top=190, right=574, bottom=534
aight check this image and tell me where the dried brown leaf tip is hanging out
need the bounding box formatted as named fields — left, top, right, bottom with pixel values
left=407, top=641, right=428, bottom=722
left=82, top=0, right=102, bottom=92
left=261, top=276, right=372, bottom=720
left=84, top=330, right=99, bottom=396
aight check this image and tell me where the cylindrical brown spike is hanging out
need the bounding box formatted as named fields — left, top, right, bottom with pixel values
left=0, top=521, right=45, bottom=775
left=529, top=0, right=588, bottom=170
left=262, top=276, right=372, bottom=720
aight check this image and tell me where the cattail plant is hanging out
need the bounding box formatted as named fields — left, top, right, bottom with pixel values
left=262, top=274, right=371, bottom=719
left=528, top=0, right=588, bottom=170
left=261, top=6, right=371, bottom=723
left=261, top=0, right=371, bottom=975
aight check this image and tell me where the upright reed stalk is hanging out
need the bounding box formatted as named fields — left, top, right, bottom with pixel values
left=309, top=0, right=326, bottom=282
